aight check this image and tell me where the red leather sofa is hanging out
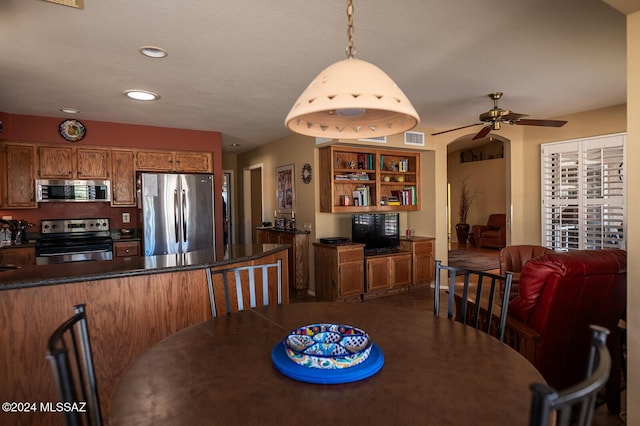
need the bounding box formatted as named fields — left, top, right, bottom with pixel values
left=505, top=249, right=626, bottom=413
left=471, top=214, right=506, bottom=248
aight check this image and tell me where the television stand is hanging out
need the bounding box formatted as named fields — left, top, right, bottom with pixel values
left=364, top=247, right=398, bottom=256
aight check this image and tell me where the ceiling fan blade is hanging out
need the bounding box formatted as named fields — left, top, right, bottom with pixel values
left=430, top=123, right=482, bottom=136
left=503, top=112, right=528, bottom=122
left=472, top=126, right=491, bottom=140
left=514, top=119, right=568, bottom=127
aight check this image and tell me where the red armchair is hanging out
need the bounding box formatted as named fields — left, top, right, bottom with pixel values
left=504, top=249, right=626, bottom=413
left=471, top=214, right=506, bottom=248
left=499, top=245, right=553, bottom=299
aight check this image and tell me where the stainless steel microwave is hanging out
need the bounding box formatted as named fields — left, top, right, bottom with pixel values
left=36, top=179, right=111, bottom=202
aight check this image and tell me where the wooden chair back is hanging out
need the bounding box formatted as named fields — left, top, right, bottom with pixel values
left=206, top=260, right=283, bottom=317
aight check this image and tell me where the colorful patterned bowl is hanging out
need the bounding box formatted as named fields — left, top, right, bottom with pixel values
left=284, top=323, right=373, bottom=369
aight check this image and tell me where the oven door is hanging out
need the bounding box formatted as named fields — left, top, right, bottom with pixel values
left=35, top=239, right=113, bottom=265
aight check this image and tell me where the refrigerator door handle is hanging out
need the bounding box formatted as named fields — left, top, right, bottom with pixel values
left=182, top=189, right=187, bottom=243
left=174, top=189, right=180, bottom=244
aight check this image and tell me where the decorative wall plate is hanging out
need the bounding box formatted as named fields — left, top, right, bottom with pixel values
left=59, top=119, right=86, bottom=142
left=301, top=163, right=312, bottom=184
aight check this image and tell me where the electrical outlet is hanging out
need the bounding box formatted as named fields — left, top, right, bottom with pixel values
left=122, top=213, right=130, bottom=223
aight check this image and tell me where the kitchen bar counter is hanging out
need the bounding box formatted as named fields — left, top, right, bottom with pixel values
left=0, top=244, right=290, bottom=426
left=0, top=244, right=288, bottom=290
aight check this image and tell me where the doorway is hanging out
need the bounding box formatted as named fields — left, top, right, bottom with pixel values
left=242, top=164, right=264, bottom=244
left=446, top=134, right=510, bottom=251
left=222, top=171, right=233, bottom=245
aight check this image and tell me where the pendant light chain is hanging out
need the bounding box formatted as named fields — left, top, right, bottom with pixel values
left=346, top=0, right=356, bottom=59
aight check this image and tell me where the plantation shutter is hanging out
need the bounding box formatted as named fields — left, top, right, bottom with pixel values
left=541, top=133, right=626, bottom=251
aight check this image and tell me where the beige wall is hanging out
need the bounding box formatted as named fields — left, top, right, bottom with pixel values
left=625, top=8, right=639, bottom=424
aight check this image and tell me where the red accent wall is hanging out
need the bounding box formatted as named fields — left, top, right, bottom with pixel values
left=0, top=112, right=225, bottom=246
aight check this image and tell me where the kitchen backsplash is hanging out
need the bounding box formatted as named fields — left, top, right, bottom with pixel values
left=0, top=203, right=138, bottom=231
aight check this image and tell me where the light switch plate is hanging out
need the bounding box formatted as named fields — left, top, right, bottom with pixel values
left=122, top=213, right=130, bottom=223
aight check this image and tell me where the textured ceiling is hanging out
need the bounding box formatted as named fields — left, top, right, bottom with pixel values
left=0, top=0, right=626, bottom=152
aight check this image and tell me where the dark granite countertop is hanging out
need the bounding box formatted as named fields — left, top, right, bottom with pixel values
left=256, top=227, right=310, bottom=235
left=0, top=244, right=289, bottom=291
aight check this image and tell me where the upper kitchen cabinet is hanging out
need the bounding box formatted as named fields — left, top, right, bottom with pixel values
left=38, top=145, right=74, bottom=178
left=136, top=150, right=174, bottom=171
left=136, top=150, right=212, bottom=172
left=174, top=152, right=211, bottom=172
left=38, top=145, right=110, bottom=179
left=76, top=147, right=110, bottom=179
left=111, top=149, right=137, bottom=207
left=1, top=142, right=37, bottom=208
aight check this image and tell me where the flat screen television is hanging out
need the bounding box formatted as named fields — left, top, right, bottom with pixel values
left=352, top=213, right=400, bottom=253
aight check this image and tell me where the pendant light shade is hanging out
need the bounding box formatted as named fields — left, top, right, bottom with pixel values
left=285, top=58, right=419, bottom=139
left=284, top=1, right=419, bottom=139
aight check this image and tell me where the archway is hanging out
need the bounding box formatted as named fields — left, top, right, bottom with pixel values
left=446, top=133, right=511, bottom=248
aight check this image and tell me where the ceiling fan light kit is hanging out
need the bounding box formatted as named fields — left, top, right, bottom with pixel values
left=285, top=0, right=419, bottom=139
left=431, top=91, right=567, bottom=140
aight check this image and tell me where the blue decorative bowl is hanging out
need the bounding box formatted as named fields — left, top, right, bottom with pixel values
left=284, top=323, right=373, bottom=369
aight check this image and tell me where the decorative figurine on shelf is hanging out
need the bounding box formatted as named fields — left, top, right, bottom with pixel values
left=349, top=160, right=356, bottom=169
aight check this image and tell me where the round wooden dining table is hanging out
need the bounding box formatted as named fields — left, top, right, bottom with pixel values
left=109, top=302, right=544, bottom=425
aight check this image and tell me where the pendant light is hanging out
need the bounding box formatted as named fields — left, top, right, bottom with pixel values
left=285, top=0, right=420, bottom=139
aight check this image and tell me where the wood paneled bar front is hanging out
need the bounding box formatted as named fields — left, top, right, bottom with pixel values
left=0, top=244, right=289, bottom=426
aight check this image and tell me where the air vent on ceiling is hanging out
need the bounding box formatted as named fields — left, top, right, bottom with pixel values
left=404, top=131, right=425, bottom=146
left=43, top=0, right=84, bottom=9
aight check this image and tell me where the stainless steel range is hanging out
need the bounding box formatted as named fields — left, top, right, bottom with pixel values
left=35, top=218, right=113, bottom=265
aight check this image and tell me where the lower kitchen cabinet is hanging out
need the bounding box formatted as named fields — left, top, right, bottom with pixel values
left=256, top=228, right=310, bottom=292
left=114, top=240, right=140, bottom=257
left=313, top=242, right=365, bottom=301
left=0, top=246, right=36, bottom=265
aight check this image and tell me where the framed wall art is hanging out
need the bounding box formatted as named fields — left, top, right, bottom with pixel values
left=276, top=164, right=295, bottom=213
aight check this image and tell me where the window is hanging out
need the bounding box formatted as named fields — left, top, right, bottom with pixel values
left=541, top=133, right=626, bottom=251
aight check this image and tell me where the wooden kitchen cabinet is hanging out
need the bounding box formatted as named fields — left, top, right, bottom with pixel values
left=37, top=145, right=74, bottom=178
left=38, top=145, right=109, bottom=179
left=114, top=240, right=140, bottom=257
left=76, top=147, right=110, bottom=179
left=256, top=228, right=310, bottom=292
left=313, top=242, right=365, bottom=301
left=1, top=143, right=37, bottom=208
left=399, top=236, right=435, bottom=287
left=136, top=150, right=212, bottom=172
left=174, top=152, right=211, bottom=172
left=0, top=246, right=36, bottom=265
left=111, top=149, right=137, bottom=206
left=365, top=251, right=412, bottom=294
left=136, top=150, right=175, bottom=171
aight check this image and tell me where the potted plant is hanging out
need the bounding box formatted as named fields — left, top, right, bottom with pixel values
left=455, top=178, right=475, bottom=245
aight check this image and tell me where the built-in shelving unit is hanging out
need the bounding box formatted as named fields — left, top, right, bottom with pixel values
left=319, top=145, right=421, bottom=213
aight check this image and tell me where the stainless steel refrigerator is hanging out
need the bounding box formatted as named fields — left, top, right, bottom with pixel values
left=139, top=172, right=215, bottom=256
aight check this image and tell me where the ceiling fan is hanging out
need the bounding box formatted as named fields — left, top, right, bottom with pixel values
left=431, top=92, right=568, bottom=140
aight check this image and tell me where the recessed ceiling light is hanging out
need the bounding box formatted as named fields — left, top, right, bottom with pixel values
left=139, top=46, right=168, bottom=59
left=124, top=90, right=160, bottom=101
left=60, top=108, right=79, bottom=114
left=230, top=143, right=241, bottom=147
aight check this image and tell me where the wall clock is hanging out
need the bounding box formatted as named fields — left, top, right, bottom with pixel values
left=59, top=119, right=86, bottom=142
left=301, top=163, right=312, bottom=184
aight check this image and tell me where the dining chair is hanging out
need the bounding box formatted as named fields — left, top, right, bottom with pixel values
left=47, top=304, right=103, bottom=426
left=206, top=260, right=283, bottom=317
left=528, top=325, right=611, bottom=426
left=433, top=260, right=513, bottom=341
